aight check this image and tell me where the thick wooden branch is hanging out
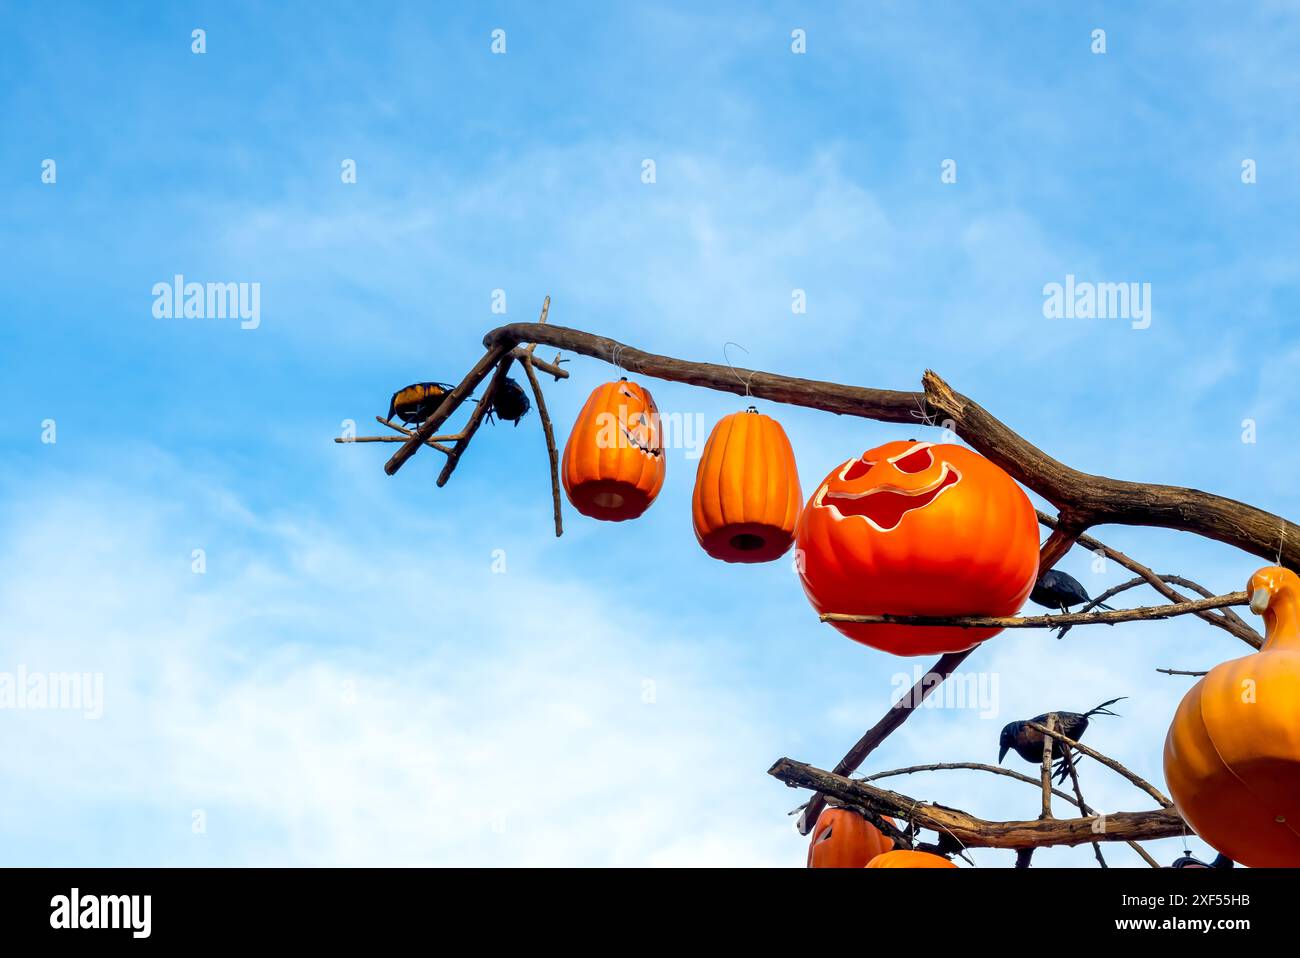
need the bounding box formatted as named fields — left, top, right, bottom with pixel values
left=820, top=591, right=1247, bottom=629
left=771, top=758, right=1186, bottom=850
left=482, top=323, right=1300, bottom=567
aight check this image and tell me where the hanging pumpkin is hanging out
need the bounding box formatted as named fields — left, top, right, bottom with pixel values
left=806, top=806, right=893, bottom=868
left=795, top=440, right=1039, bottom=656
left=692, top=408, right=802, bottom=563
left=1163, top=565, right=1300, bottom=867
left=865, top=849, right=957, bottom=869
left=561, top=378, right=665, bottom=521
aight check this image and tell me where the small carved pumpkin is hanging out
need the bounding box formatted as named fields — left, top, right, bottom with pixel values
left=795, top=440, right=1040, bottom=656
left=865, top=849, right=957, bottom=869
left=1163, top=565, right=1300, bottom=867
left=692, top=408, right=802, bottom=563
left=806, top=806, right=893, bottom=868
left=562, top=379, right=665, bottom=521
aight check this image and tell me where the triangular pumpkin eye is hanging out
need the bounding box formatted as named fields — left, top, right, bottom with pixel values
left=815, top=826, right=834, bottom=844
left=892, top=446, right=934, bottom=474
left=841, top=459, right=875, bottom=481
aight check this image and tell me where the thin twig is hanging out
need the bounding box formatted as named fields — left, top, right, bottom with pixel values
left=1040, top=714, right=1056, bottom=820
left=436, top=354, right=517, bottom=487
left=1157, top=668, right=1208, bottom=677
left=1038, top=512, right=1263, bottom=648
left=820, top=592, right=1247, bottom=628
left=1026, top=721, right=1172, bottom=808
left=1062, top=745, right=1107, bottom=867
left=521, top=351, right=564, bottom=538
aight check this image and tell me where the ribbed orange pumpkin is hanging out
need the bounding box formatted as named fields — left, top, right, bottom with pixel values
left=692, top=408, right=801, bottom=563
left=1163, top=565, right=1300, bottom=867
left=795, top=440, right=1039, bottom=656
left=806, top=806, right=893, bottom=868
left=561, top=379, right=665, bottom=521
left=865, top=849, right=957, bottom=869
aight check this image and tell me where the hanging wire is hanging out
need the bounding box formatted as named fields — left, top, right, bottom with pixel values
left=723, top=341, right=756, bottom=400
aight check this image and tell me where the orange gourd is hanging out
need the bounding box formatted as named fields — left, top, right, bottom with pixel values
left=806, top=807, right=894, bottom=868
left=865, top=849, right=957, bottom=869
left=795, top=440, right=1039, bottom=656
left=692, top=408, right=802, bottom=563
left=1163, top=565, right=1300, bottom=867
left=561, top=379, right=665, bottom=522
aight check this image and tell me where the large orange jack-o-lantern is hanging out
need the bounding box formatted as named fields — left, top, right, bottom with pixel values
left=562, top=378, right=666, bottom=521
left=795, top=440, right=1040, bottom=656
left=1163, top=565, right=1300, bottom=867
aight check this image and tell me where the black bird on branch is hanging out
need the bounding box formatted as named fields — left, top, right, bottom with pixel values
left=488, top=377, right=531, bottom=426
left=998, top=697, right=1127, bottom=782
left=1030, top=570, right=1112, bottom=614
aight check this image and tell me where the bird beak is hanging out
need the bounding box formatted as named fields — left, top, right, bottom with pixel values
left=1250, top=588, right=1272, bottom=615
left=998, top=744, right=1009, bottom=764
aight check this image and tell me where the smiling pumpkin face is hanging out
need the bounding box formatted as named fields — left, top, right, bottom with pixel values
left=796, top=440, right=1040, bottom=655
left=562, top=379, right=666, bottom=522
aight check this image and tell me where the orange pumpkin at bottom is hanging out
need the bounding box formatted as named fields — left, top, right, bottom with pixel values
left=561, top=378, right=666, bottom=522
left=865, top=849, right=957, bottom=869
left=806, top=806, right=893, bottom=868
left=1163, top=565, right=1300, bottom=867
left=692, top=408, right=802, bottom=563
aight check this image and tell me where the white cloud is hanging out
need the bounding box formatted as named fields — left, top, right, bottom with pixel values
left=0, top=457, right=792, bottom=866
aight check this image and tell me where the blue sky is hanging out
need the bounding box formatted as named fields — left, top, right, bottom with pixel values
left=1, top=2, right=1297, bottom=866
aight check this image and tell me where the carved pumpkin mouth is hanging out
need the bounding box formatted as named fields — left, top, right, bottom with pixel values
left=620, top=426, right=663, bottom=458
left=817, top=464, right=961, bottom=532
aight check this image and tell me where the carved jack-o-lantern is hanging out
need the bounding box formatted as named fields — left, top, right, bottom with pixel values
left=562, top=378, right=665, bottom=521
left=806, top=806, right=893, bottom=868
left=795, top=440, right=1040, bottom=656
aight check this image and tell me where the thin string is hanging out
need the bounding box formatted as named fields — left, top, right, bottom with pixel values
left=723, top=341, right=755, bottom=399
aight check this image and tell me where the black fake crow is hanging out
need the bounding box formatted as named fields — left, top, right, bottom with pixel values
left=1030, top=569, right=1112, bottom=614
left=998, top=697, right=1127, bottom=781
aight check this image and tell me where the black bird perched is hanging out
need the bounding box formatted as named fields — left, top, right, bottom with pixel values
left=998, top=697, right=1127, bottom=781
left=488, top=377, right=531, bottom=426
left=1168, top=851, right=1234, bottom=869
left=388, top=382, right=456, bottom=427
left=1030, top=569, right=1112, bottom=614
